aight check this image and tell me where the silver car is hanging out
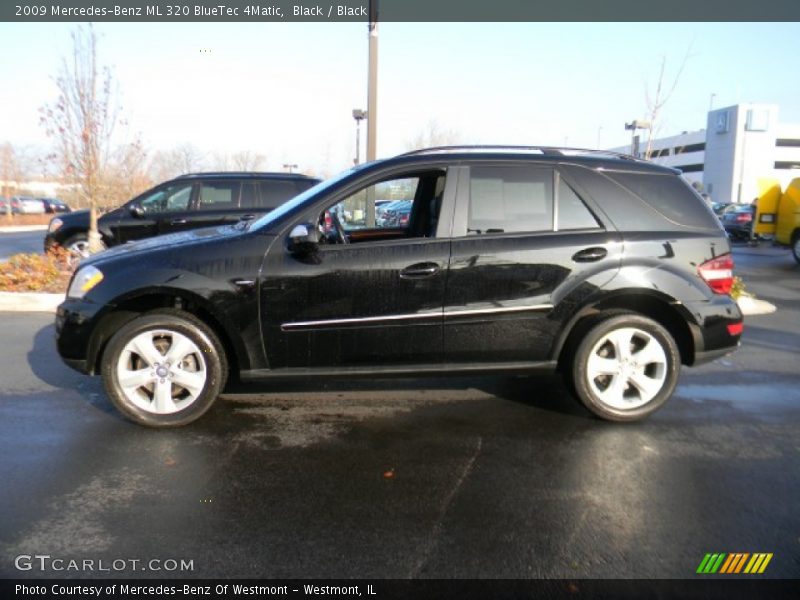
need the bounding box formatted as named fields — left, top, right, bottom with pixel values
left=11, top=196, right=45, bottom=214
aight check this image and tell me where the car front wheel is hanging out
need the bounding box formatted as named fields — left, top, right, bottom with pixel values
left=569, top=314, right=680, bottom=422
left=101, top=310, right=227, bottom=427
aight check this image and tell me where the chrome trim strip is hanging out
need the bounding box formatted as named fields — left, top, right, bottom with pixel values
left=443, top=304, right=553, bottom=318
left=281, top=304, right=553, bottom=331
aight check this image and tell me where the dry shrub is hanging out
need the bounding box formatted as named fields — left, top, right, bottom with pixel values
left=0, top=246, right=75, bottom=293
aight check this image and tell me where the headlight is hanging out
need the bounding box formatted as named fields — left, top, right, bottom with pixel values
left=48, top=218, right=63, bottom=233
left=67, top=265, right=104, bottom=299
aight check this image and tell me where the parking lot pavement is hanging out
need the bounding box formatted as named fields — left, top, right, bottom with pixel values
left=0, top=230, right=43, bottom=260
left=0, top=250, right=798, bottom=580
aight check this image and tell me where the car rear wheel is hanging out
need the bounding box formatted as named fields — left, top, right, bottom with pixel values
left=568, top=314, right=680, bottom=421
left=101, top=310, right=227, bottom=427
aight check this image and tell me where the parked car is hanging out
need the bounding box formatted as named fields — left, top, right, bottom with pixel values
left=376, top=200, right=412, bottom=227
left=721, top=203, right=755, bottom=240
left=0, top=197, right=8, bottom=213
left=55, top=146, right=742, bottom=428
left=379, top=200, right=412, bottom=227
left=45, top=172, right=320, bottom=257
left=10, top=195, right=45, bottom=214
left=711, top=201, right=731, bottom=217
left=39, top=197, right=72, bottom=213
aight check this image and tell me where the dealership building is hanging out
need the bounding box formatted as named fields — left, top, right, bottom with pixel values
left=612, top=104, right=800, bottom=204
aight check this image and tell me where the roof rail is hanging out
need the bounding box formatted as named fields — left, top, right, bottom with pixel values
left=399, top=145, right=641, bottom=161
left=175, top=171, right=313, bottom=178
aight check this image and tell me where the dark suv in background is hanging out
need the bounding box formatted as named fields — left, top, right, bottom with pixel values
left=45, top=172, right=320, bottom=257
left=56, top=146, right=742, bottom=427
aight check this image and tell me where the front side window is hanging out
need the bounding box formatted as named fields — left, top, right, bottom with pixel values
left=138, top=184, right=193, bottom=214
left=318, top=171, right=446, bottom=244
left=197, top=182, right=241, bottom=211
left=468, top=167, right=553, bottom=234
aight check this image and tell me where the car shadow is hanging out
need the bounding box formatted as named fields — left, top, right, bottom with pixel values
left=28, top=323, right=117, bottom=416
left=224, top=371, right=589, bottom=420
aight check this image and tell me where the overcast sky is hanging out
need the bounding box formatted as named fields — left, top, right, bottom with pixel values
left=2, top=21, right=799, bottom=177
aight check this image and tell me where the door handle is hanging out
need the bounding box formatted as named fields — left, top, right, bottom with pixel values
left=572, top=247, right=607, bottom=262
left=170, top=218, right=188, bottom=225
left=239, top=214, right=256, bottom=221
left=400, top=262, right=440, bottom=279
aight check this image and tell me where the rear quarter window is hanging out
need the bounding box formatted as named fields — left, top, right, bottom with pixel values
left=562, top=166, right=721, bottom=232
left=604, top=172, right=720, bottom=230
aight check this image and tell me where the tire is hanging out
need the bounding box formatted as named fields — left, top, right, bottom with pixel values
left=568, top=313, right=680, bottom=422
left=792, top=232, right=800, bottom=265
left=101, top=309, right=228, bottom=427
left=63, top=233, right=106, bottom=262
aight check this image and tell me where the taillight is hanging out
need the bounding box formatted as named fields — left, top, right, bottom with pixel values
left=727, top=322, right=744, bottom=336
left=324, top=211, right=332, bottom=230
left=735, top=213, right=752, bottom=222
left=698, top=253, right=734, bottom=295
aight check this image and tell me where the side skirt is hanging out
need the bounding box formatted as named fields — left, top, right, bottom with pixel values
left=240, top=361, right=558, bottom=382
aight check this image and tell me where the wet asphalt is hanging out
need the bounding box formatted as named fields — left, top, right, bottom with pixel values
left=0, top=243, right=798, bottom=580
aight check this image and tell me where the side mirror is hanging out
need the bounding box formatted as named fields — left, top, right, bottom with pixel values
left=288, top=223, right=319, bottom=254
left=129, top=202, right=145, bottom=218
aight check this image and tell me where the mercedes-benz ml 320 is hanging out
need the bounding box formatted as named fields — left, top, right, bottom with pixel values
left=56, top=147, right=742, bottom=427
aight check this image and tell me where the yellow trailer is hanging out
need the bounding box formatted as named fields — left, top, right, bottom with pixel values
left=754, top=177, right=800, bottom=263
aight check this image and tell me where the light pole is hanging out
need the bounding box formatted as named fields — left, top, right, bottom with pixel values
left=283, top=163, right=298, bottom=174
left=709, top=93, right=716, bottom=111
left=352, top=109, right=367, bottom=165
left=624, top=120, right=651, bottom=158
left=365, top=0, right=379, bottom=227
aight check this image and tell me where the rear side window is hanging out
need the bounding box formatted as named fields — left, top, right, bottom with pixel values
left=604, top=172, right=720, bottom=229
left=198, top=182, right=241, bottom=211
left=257, top=180, right=308, bottom=209
left=468, top=166, right=553, bottom=234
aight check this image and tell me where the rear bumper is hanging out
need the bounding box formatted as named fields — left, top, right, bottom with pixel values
left=683, top=295, right=743, bottom=365
left=693, top=344, right=739, bottom=366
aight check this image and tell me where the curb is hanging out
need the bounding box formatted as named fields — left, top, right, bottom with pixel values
left=737, top=295, right=777, bottom=316
left=0, top=291, right=63, bottom=312
left=0, top=225, right=48, bottom=233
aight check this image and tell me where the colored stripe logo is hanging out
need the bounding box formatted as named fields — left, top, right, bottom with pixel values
left=696, top=553, right=773, bottom=574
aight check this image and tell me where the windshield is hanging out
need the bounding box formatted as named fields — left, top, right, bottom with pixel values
left=250, top=165, right=366, bottom=231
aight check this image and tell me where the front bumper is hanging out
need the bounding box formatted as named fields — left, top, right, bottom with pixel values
left=55, top=299, right=104, bottom=375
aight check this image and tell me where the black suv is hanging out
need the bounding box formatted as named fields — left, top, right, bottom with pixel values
left=56, top=147, right=742, bottom=427
left=44, top=172, right=320, bottom=257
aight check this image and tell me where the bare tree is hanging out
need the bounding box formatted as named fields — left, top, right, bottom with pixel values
left=405, top=119, right=463, bottom=151
left=149, top=144, right=206, bottom=182
left=173, top=143, right=206, bottom=174
left=231, top=150, right=266, bottom=171
left=40, top=25, right=120, bottom=253
left=643, top=48, right=692, bottom=160
left=1, top=143, right=27, bottom=201
left=109, top=138, right=152, bottom=206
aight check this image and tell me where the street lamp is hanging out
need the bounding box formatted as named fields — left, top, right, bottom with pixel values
left=283, top=163, right=298, bottom=173
left=352, top=109, right=367, bottom=165
left=624, top=120, right=651, bottom=157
